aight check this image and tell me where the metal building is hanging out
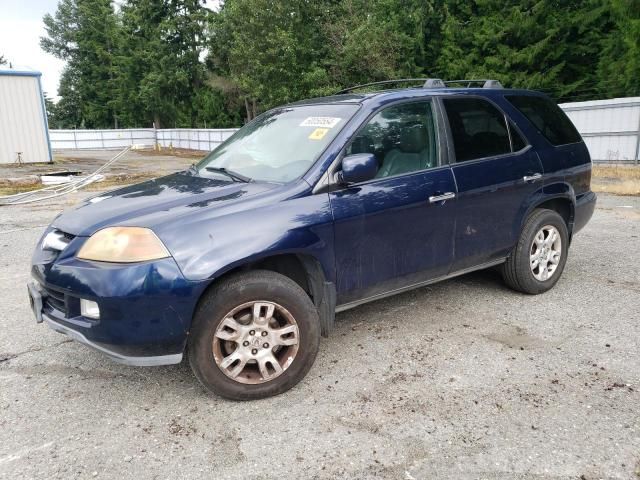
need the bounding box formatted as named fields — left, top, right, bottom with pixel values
left=560, top=97, right=640, bottom=164
left=0, top=68, right=52, bottom=164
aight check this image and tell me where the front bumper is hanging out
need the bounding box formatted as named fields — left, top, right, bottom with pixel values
left=30, top=232, right=209, bottom=366
left=43, top=310, right=183, bottom=366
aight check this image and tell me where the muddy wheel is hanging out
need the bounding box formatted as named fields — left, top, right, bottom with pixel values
left=188, top=270, right=320, bottom=400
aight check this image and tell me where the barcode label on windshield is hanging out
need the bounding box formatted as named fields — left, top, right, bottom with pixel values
left=300, top=117, right=342, bottom=128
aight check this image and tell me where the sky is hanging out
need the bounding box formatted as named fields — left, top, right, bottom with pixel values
left=0, top=0, right=220, bottom=100
left=0, top=0, right=65, bottom=99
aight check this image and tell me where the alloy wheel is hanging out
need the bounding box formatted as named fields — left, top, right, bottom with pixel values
left=530, top=225, right=562, bottom=281
left=212, top=301, right=300, bottom=384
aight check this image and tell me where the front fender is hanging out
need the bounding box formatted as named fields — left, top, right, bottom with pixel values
left=159, top=192, right=335, bottom=283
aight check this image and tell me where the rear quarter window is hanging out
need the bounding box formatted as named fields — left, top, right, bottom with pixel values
left=505, top=95, right=582, bottom=146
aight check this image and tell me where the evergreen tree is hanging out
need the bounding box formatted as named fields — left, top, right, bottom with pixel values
left=43, top=93, right=60, bottom=129
left=322, top=0, right=426, bottom=88
left=207, top=0, right=332, bottom=120
left=41, top=0, right=120, bottom=127
left=117, top=0, right=212, bottom=128
left=55, top=66, right=85, bottom=128
left=598, top=0, right=640, bottom=98
left=436, top=0, right=613, bottom=102
left=41, top=0, right=640, bottom=129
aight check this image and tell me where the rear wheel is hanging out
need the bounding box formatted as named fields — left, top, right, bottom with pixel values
left=188, top=270, right=320, bottom=400
left=501, top=208, right=569, bottom=294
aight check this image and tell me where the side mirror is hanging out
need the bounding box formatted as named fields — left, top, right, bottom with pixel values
left=338, top=153, right=378, bottom=184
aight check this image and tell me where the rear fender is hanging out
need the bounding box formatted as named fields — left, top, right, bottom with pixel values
left=518, top=181, right=576, bottom=238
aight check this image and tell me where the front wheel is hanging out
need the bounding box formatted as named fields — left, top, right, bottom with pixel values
left=501, top=208, right=569, bottom=294
left=188, top=270, right=320, bottom=400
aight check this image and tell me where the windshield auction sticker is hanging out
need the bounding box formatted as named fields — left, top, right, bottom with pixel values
left=300, top=117, right=342, bottom=128
left=308, top=128, right=329, bottom=140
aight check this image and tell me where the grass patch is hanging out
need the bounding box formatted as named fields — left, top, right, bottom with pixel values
left=592, top=179, right=640, bottom=196
left=0, top=161, right=55, bottom=168
left=83, top=173, right=159, bottom=191
left=592, top=165, right=640, bottom=195
left=0, top=172, right=162, bottom=197
left=0, top=184, right=43, bottom=196
left=132, top=147, right=206, bottom=159
left=53, top=155, right=81, bottom=163
left=593, top=165, right=640, bottom=180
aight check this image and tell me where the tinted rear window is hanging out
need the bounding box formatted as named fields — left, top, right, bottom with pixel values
left=505, top=95, right=581, bottom=146
left=443, top=97, right=511, bottom=162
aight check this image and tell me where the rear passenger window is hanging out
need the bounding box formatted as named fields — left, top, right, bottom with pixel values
left=443, top=98, right=511, bottom=162
left=506, top=95, right=581, bottom=146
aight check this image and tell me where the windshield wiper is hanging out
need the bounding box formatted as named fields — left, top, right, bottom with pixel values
left=204, top=166, right=252, bottom=183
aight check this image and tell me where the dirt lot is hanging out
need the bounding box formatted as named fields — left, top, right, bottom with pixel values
left=0, top=149, right=198, bottom=194
left=0, top=187, right=639, bottom=479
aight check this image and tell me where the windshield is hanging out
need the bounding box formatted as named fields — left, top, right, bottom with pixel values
left=197, top=104, right=358, bottom=183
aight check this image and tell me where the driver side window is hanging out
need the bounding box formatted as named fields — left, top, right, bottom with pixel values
left=346, top=101, right=438, bottom=179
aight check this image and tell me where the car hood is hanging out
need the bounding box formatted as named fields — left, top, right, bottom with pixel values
left=53, top=172, right=280, bottom=237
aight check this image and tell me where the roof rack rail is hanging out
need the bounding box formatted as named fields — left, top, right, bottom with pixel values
left=444, top=79, right=503, bottom=88
left=335, top=78, right=431, bottom=94
left=335, top=78, right=503, bottom=95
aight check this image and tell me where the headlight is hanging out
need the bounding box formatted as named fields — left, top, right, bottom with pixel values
left=77, top=227, right=170, bottom=263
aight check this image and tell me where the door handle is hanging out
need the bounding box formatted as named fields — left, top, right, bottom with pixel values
left=428, top=192, right=456, bottom=203
left=523, top=173, right=542, bottom=183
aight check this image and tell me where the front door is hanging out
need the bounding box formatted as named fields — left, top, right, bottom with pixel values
left=329, top=100, right=457, bottom=306
left=441, top=96, right=545, bottom=271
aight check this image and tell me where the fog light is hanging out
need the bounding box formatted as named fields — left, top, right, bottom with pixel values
left=80, top=299, right=100, bottom=319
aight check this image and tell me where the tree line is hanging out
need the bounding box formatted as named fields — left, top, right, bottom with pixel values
left=41, top=0, right=640, bottom=129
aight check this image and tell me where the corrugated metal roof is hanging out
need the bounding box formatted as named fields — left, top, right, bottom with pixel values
left=0, top=67, right=43, bottom=77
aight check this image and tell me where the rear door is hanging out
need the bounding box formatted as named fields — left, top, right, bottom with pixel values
left=442, top=96, right=544, bottom=272
left=329, top=100, right=457, bottom=306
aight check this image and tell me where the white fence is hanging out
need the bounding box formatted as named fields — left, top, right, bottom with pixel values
left=50, top=128, right=238, bottom=152
left=49, top=96, right=640, bottom=164
left=560, top=97, right=640, bottom=164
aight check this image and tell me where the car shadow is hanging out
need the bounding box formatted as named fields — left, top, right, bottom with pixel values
left=334, top=266, right=509, bottom=325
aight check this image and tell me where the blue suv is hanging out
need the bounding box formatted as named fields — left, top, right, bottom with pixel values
left=29, top=79, right=596, bottom=400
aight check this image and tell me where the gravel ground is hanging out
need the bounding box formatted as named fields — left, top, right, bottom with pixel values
left=0, top=191, right=638, bottom=480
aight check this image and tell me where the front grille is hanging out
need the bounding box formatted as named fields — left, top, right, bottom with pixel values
left=59, top=230, right=75, bottom=242
left=42, top=286, right=67, bottom=316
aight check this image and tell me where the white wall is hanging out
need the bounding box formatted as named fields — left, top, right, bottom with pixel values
left=51, top=128, right=156, bottom=150
left=50, top=128, right=238, bottom=152
left=157, top=128, right=238, bottom=151
left=0, top=72, right=51, bottom=164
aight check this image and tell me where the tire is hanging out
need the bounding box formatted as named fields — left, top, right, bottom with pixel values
left=188, top=270, right=320, bottom=400
left=501, top=208, right=569, bottom=295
